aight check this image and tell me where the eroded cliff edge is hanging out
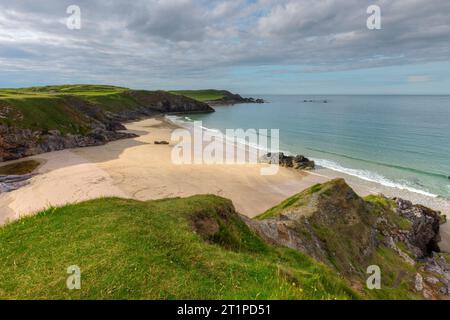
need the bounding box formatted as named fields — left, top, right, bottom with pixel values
left=0, top=86, right=214, bottom=161
left=243, top=179, right=449, bottom=299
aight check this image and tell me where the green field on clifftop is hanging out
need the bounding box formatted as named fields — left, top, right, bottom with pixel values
left=0, top=85, right=136, bottom=133
left=169, top=89, right=227, bottom=102
left=0, top=85, right=226, bottom=136
left=0, top=85, right=214, bottom=134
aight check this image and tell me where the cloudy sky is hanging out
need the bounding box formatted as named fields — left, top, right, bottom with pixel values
left=1, top=0, right=450, bottom=94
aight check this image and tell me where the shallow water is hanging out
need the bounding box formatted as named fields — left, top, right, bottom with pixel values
left=177, top=95, right=450, bottom=200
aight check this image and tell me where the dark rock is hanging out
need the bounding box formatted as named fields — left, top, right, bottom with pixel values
left=0, top=124, right=137, bottom=162
left=260, top=152, right=315, bottom=170
left=125, top=90, right=214, bottom=114
left=154, top=141, right=169, bottom=145
left=0, top=90, right=212, bottom=162
left=244, top=179, right=446, bottom=296
left=0, top=173, right=33, bottom=193
left=302, top=99, right=329, bottom=103
left=394, top=198, right=442, bottom=257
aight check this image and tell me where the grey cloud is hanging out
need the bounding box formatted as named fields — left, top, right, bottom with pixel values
left=124, top=0, right=208, bottom=42
left=0, top=0, right=449, bottom=88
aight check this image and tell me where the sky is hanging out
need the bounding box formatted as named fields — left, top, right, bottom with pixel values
left=0, top=0, right=450, bottom=94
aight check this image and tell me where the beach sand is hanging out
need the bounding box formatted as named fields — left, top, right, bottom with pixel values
left=0, top=117, right=449, bottom=252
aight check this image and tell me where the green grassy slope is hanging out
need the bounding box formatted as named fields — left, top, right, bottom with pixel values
left=169, top=90, right=228, bottom=102
left=0, top=195, right=357, bottom=300
left=0, top=85, right=218, bottom=135
left=0, top=95, right=92, bottom=134
left=0, top=85, right=135, bottom=133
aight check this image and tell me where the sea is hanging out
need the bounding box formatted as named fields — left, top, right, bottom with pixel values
left=168, top=95, right=450, bottom=201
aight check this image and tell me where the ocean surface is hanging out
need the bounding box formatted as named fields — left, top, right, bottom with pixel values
left=172, top=95, right=450, bottom=200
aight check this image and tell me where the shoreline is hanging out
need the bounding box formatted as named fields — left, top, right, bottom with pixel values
left=0, top=116, right=449, bottom=252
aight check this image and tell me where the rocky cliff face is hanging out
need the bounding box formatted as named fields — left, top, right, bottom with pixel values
left=0, top=121, right=135, bottom=162
left=394, top=197, right=441, bottom=256
left=126, top=90, right=214, bottom=114
left=244, top=179, right=449, bottom=299
left=246, top=179, right=378, bottom=271
left=0, top=90, right=213, bottom=162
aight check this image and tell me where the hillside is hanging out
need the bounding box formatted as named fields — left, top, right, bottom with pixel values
left=0, top=195, right=356, bottom=299
left=0, top=85, right=213, bottom=161
left=251, top=179, right=449, bottom=299
left=0, top=180, right=448, bottom=299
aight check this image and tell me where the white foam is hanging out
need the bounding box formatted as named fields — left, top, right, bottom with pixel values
left=313, top=158, right=438, bottom=198
left=166, top=115, right=438, bottom=198
left=165, top=115, right=280, bottom=158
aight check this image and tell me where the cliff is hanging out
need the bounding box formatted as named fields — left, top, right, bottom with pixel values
left=247, top=179, right=449, bottom=299
left=169, top=89, right=265, bottom=104
left=0, top=179, right=448, bottom=299
left=0, top=85, right=214, bottom=161
left=0, top=195, right=357, bottom=299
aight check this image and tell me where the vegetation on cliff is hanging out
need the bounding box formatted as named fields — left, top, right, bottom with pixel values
left=0, top=179, right=448, bottom=299
left=0, top=195, right=356, bottom=299
left=0, top=85, right=265, bottom=162
left=169, top=89, right=228, bottom=102
left=253, top=179, right=449, bottom=299
left=0, top=85, right=213, bottom=134
left=170, top=89, right=264, bottom=104
left=0, top=85, right=213, bottom=161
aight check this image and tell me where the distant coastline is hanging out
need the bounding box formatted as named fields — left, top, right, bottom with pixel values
left=0, top=85, right=264, bottom=162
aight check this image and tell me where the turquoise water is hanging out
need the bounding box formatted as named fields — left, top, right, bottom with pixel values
left=180, top=95, right=450, bottom=199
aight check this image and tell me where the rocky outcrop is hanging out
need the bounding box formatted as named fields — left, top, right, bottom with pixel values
left=260, top=152, right=315, bottom=170
left=303, top=99, right=328, bottom=103
left=0, top=174, right=33, bottom=193
left=246, top=179, right=376, bottom=272
left=125, top=90, right=214, bottom=114
left=0, top=90, right=214, bottom=162
left=0, top=124, right=136, bottom=162
left=244, top=179, right=449, bottom=299
left=207, top=90, right=265, bottom=105
left=422, top=254, right=450, bottom=296
left=394, top=198, right=441, bottom=256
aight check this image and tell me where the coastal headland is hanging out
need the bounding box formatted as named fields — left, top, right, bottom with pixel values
left=0, top=85, right=449, bottom=299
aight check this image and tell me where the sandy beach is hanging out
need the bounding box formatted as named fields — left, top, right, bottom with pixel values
left=0, top=117, right=449, bottom=252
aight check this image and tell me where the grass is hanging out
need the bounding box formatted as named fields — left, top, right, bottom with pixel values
left=365, top=195, right=413, bottom=231
left=365, top=194, right=395, bottom=209
left=0, top=84, right=127, bottom=97
left=0, top=85, right=139, bottom=134
left=0, top=160, right=41, bottom=175
left=365, top=245, right=418, bottom=300
left=255, top=184, right=322, bottom=220
left=0, top=85, right=220, bottom=134
left=0, top=195, right=357, bottom=300
left=0, top=95, right=93, bottom=134
left=169, top=90, right=228, bottom=102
